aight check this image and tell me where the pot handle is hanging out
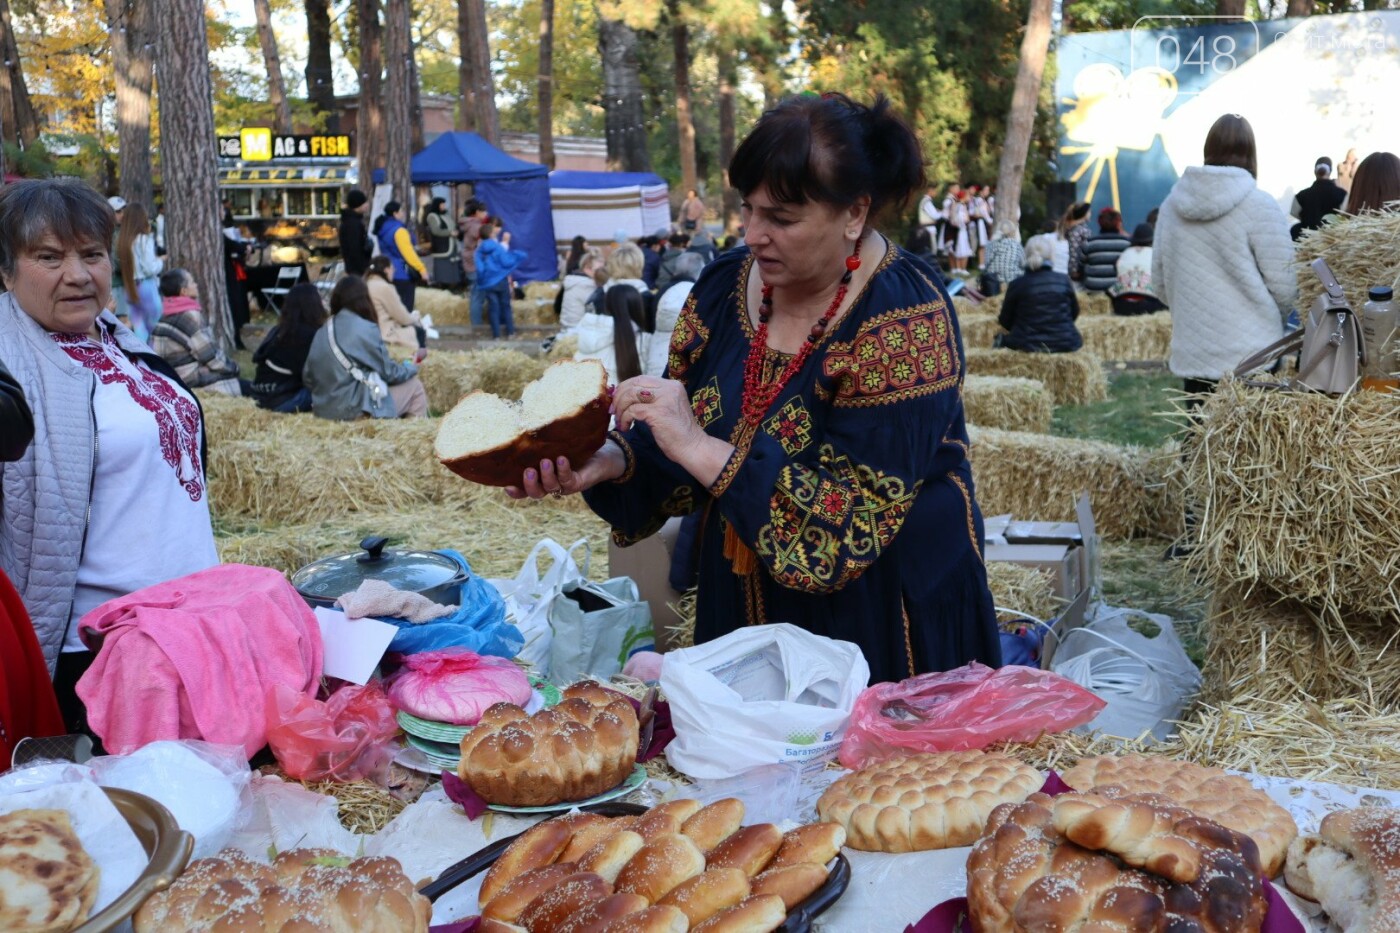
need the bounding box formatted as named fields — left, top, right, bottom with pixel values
left=358, top=536, right=389, bottom=563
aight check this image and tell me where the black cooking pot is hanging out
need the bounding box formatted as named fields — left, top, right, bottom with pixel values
left=291, top=536, right=469, bottom=609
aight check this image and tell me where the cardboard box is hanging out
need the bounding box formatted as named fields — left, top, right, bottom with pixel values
left=608, top=517, right=686, bottom=651
left=986, top=542, right=1083, bottom=602
left=1039, top=587, right=1092, bottom=670
left=1001, top=493, right=1100, bottom=599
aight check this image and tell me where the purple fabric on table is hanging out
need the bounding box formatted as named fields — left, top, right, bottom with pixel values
left=1262, top=878, right=1306, bottom=933
left=905, top=897, right=971, bottom=933
left=623, top=695, right=675, bottom=762
left=1039, top=769, right=1074, bottom=796
left=428, top=921, right=479, bottom=933
left=441, top=770, right=489, bottom=820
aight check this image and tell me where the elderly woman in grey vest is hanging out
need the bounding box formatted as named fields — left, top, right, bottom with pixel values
left=0, top=178, right=220, bottom=732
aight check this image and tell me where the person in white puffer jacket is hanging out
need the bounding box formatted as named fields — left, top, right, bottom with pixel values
left=1153, top=114, right=1296, bottom=394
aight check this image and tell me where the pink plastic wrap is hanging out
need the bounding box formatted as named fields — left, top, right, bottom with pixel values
left=838, top=662, right=1106, bottom=770
left=265, top=682, right=400, bottom=783
left=386, top=648, right=531, bottom=725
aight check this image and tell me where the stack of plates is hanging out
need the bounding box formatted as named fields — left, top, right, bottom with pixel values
left=395, top=678, right=562, bottom=771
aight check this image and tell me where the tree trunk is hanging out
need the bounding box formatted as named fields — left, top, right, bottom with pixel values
left=155, top=0, right=232, bottom=350
left=253, top=0, right=293, bottom=133
left=1216, top=0, right=1247, bottom=16
left=668, top=0, right=697, bottom=195
left=358, top=0, right=386, bottom=188
left=1285, top=0, right=1314, bottom=14
left=107, top=0, right=155, bottom=207
left=993, top=0, right=1052, bottom=232
left=455, top=0, right=475, bottom=131
left=306, top=0, right=337, bottom=130
left=717, top=41, right=739, bottom=232
left=382, top=0, right=414, bottom=204
left=599, top=17, right=650, bottom=172
left=409, top=45, right=425, bottom=153
left=464, top=0, right=498, bottom=144
left=537, top=0, right=555, bottom=168
left=0, top=0, right=39, bottom=150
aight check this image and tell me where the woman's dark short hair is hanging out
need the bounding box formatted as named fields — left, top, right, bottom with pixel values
left=729, top=92, right=926, bottom=225
left=158, top=268, right=193, bottom=298
left=276, top=283, right=329, bottom=344
left=329, top=275, right=379, bottom=325
left=0, top=178, right=115, bottom=280
left=1203, top=113, right=1257, bottom=179
left=367, top=255, right=393, bottom=279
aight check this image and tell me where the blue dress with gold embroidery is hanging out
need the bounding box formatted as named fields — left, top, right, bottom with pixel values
left=583, top=245, right=1001, bottom=684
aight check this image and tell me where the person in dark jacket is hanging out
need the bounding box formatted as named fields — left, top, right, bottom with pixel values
left=1290, top=156, right=1346, bottom=240
left=1082, top=208, right=1131, bottom=292
left=998, top=236, right=1082, bottom=353
left=337, top=189, right=373, bottom=275
left=655, top=233, right=688, bottom=292
left=640, top=232, right=665, bottom=290
left=0, top=357, right=33, bottom=461
left=248, top=283, right=328, bottom=412
left=222, top=213, right=251, bottom=349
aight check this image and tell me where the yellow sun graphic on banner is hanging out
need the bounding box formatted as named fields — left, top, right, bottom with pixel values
left=1060, top=65, right=1179, bottom=210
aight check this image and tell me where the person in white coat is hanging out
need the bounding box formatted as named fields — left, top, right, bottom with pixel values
left=574, top=283, right=644, bottom=386
left=645, top=251, right=704, bottom=377
left=1153, top=114, right=1295, bottom=397
left=558, top=250, right=603, bottom=332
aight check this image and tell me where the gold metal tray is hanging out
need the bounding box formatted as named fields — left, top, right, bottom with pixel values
left=72, top=788, right=194, bottom=933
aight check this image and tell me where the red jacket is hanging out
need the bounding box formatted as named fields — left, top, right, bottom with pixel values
left=0, top=569, right=65, bottom=763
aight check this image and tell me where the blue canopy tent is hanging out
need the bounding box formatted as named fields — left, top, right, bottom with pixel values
left=410, top=133, right=557, bottom=282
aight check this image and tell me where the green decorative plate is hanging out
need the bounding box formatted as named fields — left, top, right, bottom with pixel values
left=487, top=764, right=648, bottom=814
left=395, top=678, right=563, bottom=744
left=404, top=733, right=462, bottom=769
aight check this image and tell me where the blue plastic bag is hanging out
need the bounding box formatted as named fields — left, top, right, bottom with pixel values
left=384, top=551, right=522, bottom=658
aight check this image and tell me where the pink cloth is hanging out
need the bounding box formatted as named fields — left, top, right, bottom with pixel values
left=76, top=564, right=323, bottom=757
left=161, top=295, right=201, bottom=317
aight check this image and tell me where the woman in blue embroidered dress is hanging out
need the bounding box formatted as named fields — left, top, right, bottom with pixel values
left=508, top=94, right=1000, bottom=683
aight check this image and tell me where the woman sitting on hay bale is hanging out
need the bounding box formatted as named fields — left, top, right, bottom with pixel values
left=995, top=236, right=1083, bottom=353
left=304, top=275, right=429, bottom=421
left=249, top=283, right=326, bottom=413
left=365, top=255, right=426, bottom=352
left=1109, top=223, right=1166, bottom=317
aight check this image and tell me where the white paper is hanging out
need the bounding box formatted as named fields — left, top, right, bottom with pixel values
left=314, top=607, right=397, bottom=685
left=0, top=779, right=146, bottom=920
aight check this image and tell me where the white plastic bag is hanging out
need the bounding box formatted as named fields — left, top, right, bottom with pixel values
left=487, top=538, right=589, bottom=676
left=1051, top=604, right=1201, bottom=741
left=660, top=623, right=870, bottom=780
left=550, top=576, right=653, bottom=684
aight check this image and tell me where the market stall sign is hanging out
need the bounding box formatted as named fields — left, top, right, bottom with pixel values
left=219, top=130, right=354, bottom=161
left=219, top=168, right=350, bottom=185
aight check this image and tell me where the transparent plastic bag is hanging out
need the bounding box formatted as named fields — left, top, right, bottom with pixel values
left=265, top=681, right=399, bottom=783
left=837, top=662, right=1106, bottom=770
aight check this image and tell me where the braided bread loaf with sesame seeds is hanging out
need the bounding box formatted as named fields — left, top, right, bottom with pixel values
left=457, top=681, right=640, bottom=807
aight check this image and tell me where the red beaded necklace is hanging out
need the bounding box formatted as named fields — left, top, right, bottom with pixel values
left=739, top=238, right=862, bottom=427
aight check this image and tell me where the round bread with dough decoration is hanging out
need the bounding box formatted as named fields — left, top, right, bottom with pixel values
left=816, top=750, right=1042, bottom=852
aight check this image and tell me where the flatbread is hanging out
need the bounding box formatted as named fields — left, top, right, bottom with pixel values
left=0, top=808, right=99, bottom=933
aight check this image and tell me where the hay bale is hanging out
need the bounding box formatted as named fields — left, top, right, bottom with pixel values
left=547, top=334, right=579, bottom=362
left=977, top=293, right=1004, bottom=317
left=1201, top=585, right=1400, bottom=706
left=956, top=313, right=1002, bottom=350
left=1078, top=313, right=1172, bottom=362
left=1079, top=291, right=1113, bottom=316
left=986, top=561, right=1059, bottom=622
left=1295, top=211, right=1400, bottom=313
left=963, top=375, right=1052, bottom=434
left=196, top=392, right=281, bottom=448
left=1181, top=381, right=1400, bottom=620
left=512, top=299, right=556, bottom=327
left=522, top=281, right=561, bottom=303
left=951, top=295, right=978, bottom=317
left=964, top=348, right=1109, bottom=406
left=968, top=425, right=1157, bottom=539
left=417, top=349, right=546, bottom=412
left=415, top=288, right=472, bottom=326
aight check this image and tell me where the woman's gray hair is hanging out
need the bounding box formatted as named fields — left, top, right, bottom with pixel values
left=673, top=250, right=706, bottom=282
left=0, top=178, right=115, bottom=280
left=1024, top=235, right=1054, bottom=271
left=992, top=218, right=1019, bottom=242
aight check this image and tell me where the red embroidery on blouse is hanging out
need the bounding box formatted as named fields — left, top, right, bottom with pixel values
left=53, top=328, right=205, bottom=501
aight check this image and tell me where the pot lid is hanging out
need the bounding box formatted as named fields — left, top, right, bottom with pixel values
left=291, top=536, right=464, bottom=601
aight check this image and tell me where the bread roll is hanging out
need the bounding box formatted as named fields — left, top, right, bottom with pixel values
left=1283, top=806, right=1400, bottom=932
left=682, top=799, right=746, bottom=852
left=596, top=905, right=690, bottom=933
left=768, top=823, right=846, bottom=870
left=553, top=893, right=651, bottom=933
left=657, top=867, right=751, bottom=925
left=483, top=863, right=582, bottom=922
left=559, top=814, right=623, bottom=863
left=750, top=863, right=828, bottom=910
left=480, top=820, right=576, bottom=907
left=705, top=824, right=783, bottom=877
left=1052, top=796, right=1209, bottom=884
left=479, top=919, right=529, bottom=933
left=0, top=808, right=98, bottom=933
left=436, top=359, right=611, bottom=488
left=691, top=894, right=788, bottom=933
left=635, top=799, right=704, bottom=841
left=614, top=833, right=707, bottom=904
left=459, top=682, right=640, bottom=807
left=518, top=872, right=612, bottom=933
left=579, top=831, right=646, bottom=885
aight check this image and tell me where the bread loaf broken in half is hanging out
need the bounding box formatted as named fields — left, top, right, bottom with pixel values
left=435, top=359, right=611, bottom=487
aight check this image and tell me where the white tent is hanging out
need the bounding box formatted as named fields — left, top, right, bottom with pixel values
left=549, top=171, right=672, bottom=246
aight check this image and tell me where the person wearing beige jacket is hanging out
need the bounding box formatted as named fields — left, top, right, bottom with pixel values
left=365, top=256, right=425, bottom=349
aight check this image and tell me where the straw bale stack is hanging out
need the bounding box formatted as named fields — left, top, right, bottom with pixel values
left=1078, top=313, right=1171, bottom=362
left=547, top=334, right=579, bottom=362
left=1079, top=291, right=1113, bottom=316
left=522, top=281, right=561, bottom=303
left=956, top=313, right=1002, bottom=350
left=414, top=288, right=472, bottom=326
left=196, top=392, right=281, bottom=448
left=962, top=375, right=1052, bottom=434
left=417, top=349, right=547, bottom=412
left=977, top=293, right=1004, bottom=317
left=1181, top=381, right=1400, bottom=620
left=986, top=561, right=1059, bottom=623
left=951, top=295, right=978, bottom=317
left=1294, top=211, right=1400, bottom=312
left=512, top=298, right=556, bottom=327
left=968, top=425, right=1157, bottom=538
left=964, top=348, right=1109, bottom=406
